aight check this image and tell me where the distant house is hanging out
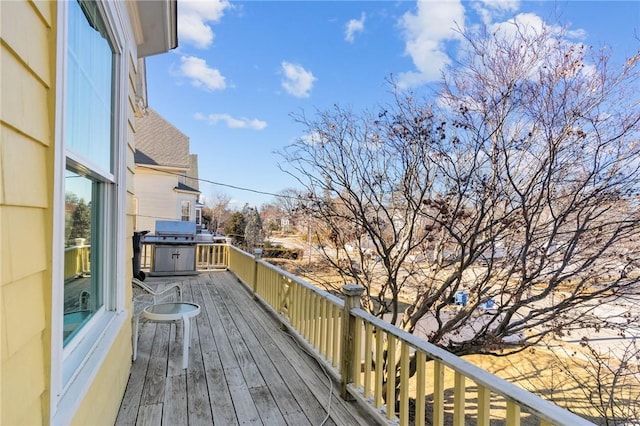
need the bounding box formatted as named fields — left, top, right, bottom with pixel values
left=0, top=1, right=177, bottom=424
left=134, top=108, right=201, bottom=233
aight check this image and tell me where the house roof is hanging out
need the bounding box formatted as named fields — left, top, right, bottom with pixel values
left=135, top=108, right=190, bottom=169
left=175, top=182, right=200, bottom=194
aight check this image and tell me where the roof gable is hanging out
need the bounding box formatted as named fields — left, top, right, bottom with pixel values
left=135, top=108, right=190, bottom=168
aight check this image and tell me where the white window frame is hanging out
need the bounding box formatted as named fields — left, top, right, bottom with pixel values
left=195, top=206, right=202, bottom=226
left=181, top=200, right=191, bottom=221
left=51, top=2, right=129, bottom=423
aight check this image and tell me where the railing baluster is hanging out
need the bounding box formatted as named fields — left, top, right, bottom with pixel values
left=313, top=292, right=321, bottom=349
left=453, top=371, right=466, bottom=426
left=319, top=297, right=327, bottom=359
left=399, top=342, right=409, bottom=426
left=374, top=327, right=384, bottom=408
left=386, top=334, right=396, bottom=420
left=310, top=292, right=317, bottom=347
left=506, top=400, right=521, bottom=426
left=332, top=305, right=340, bottom=367
left=363, top=322, right=373, bottom=399
left=353, top=317, right=363, bottom=389
left=303, top=287, right=311, bottom=340
left=477, top=385, right=491, bottom=426
left=415, top=351, right=426, bottom=426
left=433, top=360, right=445, bottom=426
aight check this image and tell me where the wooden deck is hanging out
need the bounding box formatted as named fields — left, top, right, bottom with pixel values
left=116, top=271, right=377, bottom=426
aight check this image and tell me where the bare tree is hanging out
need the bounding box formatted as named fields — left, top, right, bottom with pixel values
left=552, top=339, right=640, bottom=425
left=208, top=192, right=232, bottom=234
left=280, top=17, right=640, bottom=380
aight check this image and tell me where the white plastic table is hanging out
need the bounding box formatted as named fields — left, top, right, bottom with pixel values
left=136, top=302, right=201, bottom=369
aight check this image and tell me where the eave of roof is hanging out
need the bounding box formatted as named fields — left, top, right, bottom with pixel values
left=175, top=182, right=200, bottom=194
left=127, top=0, right=178, bottom=58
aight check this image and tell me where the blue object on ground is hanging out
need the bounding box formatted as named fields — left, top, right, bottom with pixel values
left=455, top=291, right=468, bottom=306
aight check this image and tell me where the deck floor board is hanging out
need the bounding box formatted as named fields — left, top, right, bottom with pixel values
left=117, top=271, right=376, bottom=426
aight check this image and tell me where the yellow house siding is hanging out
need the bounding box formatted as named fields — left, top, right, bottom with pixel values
left=1, top=0, right=52, bottom=89
left=1, top=206, right=48, bottom=284
left=3, top=272, right=46, bottom=357
left=70, top=325, right=132, bottom=426
left=0, top=0, right=54, bottom=424
left=1, top=333, right=46, bottom=425
left=1, top=23, right=52, bottom=146
left=1, top=127, right=49, bottom=208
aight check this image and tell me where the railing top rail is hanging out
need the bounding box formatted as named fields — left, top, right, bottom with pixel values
left=230, top=245, right=345, bottom=307
left=351, top=307, right=594, bottom=426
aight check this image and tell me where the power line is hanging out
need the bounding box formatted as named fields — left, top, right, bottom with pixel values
left=139, top=165, right=307, bottom=202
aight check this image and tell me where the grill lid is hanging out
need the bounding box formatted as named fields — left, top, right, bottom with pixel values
left=155, top=220, right=196, bottom=236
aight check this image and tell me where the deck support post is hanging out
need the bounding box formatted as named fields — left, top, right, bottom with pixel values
left=340, top=284, right=364, bottom=400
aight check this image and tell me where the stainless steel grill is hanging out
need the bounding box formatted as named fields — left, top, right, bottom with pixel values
left=144, top=221, right=198, bottom=276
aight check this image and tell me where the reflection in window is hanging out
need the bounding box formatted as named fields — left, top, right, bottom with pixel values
left=63, top=171, right=103, bottom=344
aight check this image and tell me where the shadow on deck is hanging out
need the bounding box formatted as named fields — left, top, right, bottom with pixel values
left=116, top=271, right=377, bottom=426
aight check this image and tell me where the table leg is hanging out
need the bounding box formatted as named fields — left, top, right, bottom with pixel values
left=133, top=315, right=139, bottom=361
left=182, top=315, right=190, bottom=369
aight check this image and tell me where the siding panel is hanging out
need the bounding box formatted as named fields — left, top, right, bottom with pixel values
left=3, top=273, right=46, bottom=357
left=1, top=126, right=49, bottom=208
left=0, top=47, right=51, bottom=145
left=0, top=0, right=52, bottom=87
left=0, top=336, right=46, bottom=425
left=1, top=206, right=47, bottom=284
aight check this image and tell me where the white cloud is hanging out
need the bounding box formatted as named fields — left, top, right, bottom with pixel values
left=397, top=0, right=466, bottom=88
left=280, top=62, right=316, bottom=98
left=473, top=0, right=520, bottom=25
left=179, top=56, right=227, bottom=91
left=345, top=13, right=366, bottom=43
left=195, top=112, right=267, bottom=130
left=178, top=0, right=232, bottom=49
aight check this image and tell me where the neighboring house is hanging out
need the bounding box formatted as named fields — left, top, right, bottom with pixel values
left=0, top=1, right=177, bottom=424
left=134, top=108, right=201, bottom=233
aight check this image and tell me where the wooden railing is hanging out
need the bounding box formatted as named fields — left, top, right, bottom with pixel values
left=195, top=243, right=228, bottom=270
left=224, top=245, right=595, bottom=426
left=64, top=244, right=90, bottom=281
left=139, top=242, right=228, bottom=271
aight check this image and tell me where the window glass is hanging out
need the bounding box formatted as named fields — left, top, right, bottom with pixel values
left=63, top=171, right=104, bottom=344
left=181, top=201, right=191, bottom=221
left=65, top=0, right=113, bottom=174
left=62, top=0, right=114, bottom=348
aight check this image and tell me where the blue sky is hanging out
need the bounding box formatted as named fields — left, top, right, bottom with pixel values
left=144, top=0, right=639, bottom=210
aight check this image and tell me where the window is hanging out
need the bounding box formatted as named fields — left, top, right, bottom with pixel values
left=195, top=206, right=202, bottom=226
left=52, top=1, right=127, bottom=416
left=181, top=200, right=191, bottom=221
left=62, top=0, right=114, bottom=347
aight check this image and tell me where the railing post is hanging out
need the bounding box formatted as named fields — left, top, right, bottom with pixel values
left=252, top=248, right=262, bottom=299
left=340, top=284, right=364, bottom=400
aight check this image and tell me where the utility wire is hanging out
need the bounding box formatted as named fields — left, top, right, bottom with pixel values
left=139, top=165, right=310, bottom=202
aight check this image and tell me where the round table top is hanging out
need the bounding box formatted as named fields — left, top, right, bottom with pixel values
left=143, top=302, right=201, bottom=321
